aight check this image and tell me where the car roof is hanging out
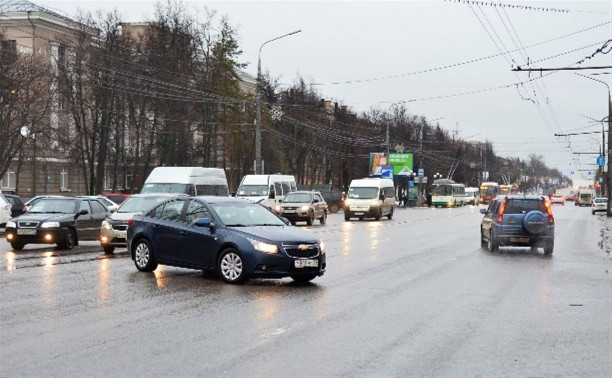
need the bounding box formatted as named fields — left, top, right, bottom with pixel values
left=127, top=193, right=186, bottom=199
left=498, top=195, right=545, bottom=200
left=38, top=197, right=79, bottom=202
left=194, top=196, right=250, bottom=204
left=286, top=191, right=317, bottom=195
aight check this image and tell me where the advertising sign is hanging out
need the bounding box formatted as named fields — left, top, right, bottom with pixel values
left=381, top=165, right=394, bottom=179
left=369, top=153, right=387, bottom=176
left=388, top=153, right=413, bottom=176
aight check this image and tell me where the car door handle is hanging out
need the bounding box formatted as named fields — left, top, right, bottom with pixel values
left=153, top=224, right=160, bottom=229
left=180, top=230, right=188, bottom=235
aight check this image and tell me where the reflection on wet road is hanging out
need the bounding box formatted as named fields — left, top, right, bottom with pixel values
left=0, top=205, right=609, bottom=376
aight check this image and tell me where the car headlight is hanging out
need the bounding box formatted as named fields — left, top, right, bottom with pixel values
left=300, top=205, right=310, bottom=211
left=319, top=239, right=326, bottom=254
left=250, top=239, right=278, bottom=254
left=6, top=221, right=16, bottom=228
left=274, top=205, right=282, bottom=212
left=344, top=199, right=352, bottom=206
left=101, top=220, right=112, bottom=230
left=40, top=221, right=60, bottom=228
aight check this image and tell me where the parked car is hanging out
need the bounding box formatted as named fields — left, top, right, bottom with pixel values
left=480, top=195, right=554, bottom=254
left=100, top=193, right=183, bottom=254
left=127, top=196, right=326, bottom=284
left=550, top=193, right=565, bottom=205
left=23, top=195, right=65, bottom=212
left=592, top=197, right=608, bottom=214
left=273, top=191, right=328, bottom=226
left=5, top=197, right=110, bottom=250
left=344, top=178, right=395, bottom=221
left=1, top=194, right=26, bottom=218
left=100, top=193, right=131, bottom=205
left=0, top=195, right=11, bottom=227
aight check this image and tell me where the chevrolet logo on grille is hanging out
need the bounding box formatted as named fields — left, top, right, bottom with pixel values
left=298, top=244, right=309, bottom=251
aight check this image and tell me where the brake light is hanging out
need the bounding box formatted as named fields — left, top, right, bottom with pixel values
left=497, top=199, right=506, bottom=224
left=127, top=218, right=134, bottom=228
left=544, top=199, right=554, bottom=225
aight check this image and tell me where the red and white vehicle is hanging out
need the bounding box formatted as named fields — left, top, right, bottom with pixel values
left=550, top=193, right=565, bottom=205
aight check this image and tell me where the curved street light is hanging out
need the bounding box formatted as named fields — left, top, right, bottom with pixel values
left=254, top=30, right=301, bottom=174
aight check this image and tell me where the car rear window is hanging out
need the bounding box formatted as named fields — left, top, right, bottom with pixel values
left=504, top=199, right=546, bottom=214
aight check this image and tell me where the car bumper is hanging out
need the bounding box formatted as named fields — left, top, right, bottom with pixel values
left=4, top=227, right=67, bottom=244
left=282, top=212, right=313, bottom=221
left=495, top=235, right=553, bottom=246
left=100, top=227, right=128, bottom=247
left=245, top=251, right=327, bottom=279
left=344, top=206, right=379, bottom=218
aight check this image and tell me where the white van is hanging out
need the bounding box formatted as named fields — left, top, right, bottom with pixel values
left=141, top=167, right=229, bottom=196
left=465, top=187, right=480, bottom=205
left=344, top=178, right=395, bottom=221
left=576, top=189, right=593, bottom=207
left=236, top=174, right=297, bottom=207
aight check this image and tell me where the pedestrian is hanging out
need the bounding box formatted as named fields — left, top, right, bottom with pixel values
left=427, top=191, right=432, bottom=207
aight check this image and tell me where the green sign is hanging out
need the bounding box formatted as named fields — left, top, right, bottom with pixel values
left=388, top=153, right=413, bottom=175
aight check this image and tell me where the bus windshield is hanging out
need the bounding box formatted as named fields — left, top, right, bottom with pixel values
left=480, top=186, right=497, bottom=196
left=348, top=187, right=379, bottom=199
left=433, top=185, right=452, bottom=196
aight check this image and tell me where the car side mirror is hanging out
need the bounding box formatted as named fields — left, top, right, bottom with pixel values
left=479, top=208, right=487, bottom=214
left=231, top=192, right=236, bottom=197
left=76, top=209, right=89, bottom=218
left=380, top=194, right=385, bottom=201
left=281, top=217, right=290, bottom=226
left=278, top=199, right=282, bottom=203
left=313, top=199, right=319, bottom=203
left=194, top=218, right=214, bottom=228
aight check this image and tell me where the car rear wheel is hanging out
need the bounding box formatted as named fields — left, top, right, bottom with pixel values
left=218, top=249, right=247, bottom=284
left=103, top=246, right=115, bottom=254
left=329, top=203, right=339, bottom=213
left=344, top=213, right=350, bottom=221
left=387, top=208, right=394, bottom=220
left=134, top=239, right=158, bottom=272
left=57, top=229, right=76, bottom=250
left=11, top=242, right=25, bottom=251
left=487, top=231, right=498, bottom=252
left=291, top=274, right=317, bottom=283
left=480, top=230, right=487, bottom=249
left=320, top=211, right=327, bottom=225
left=544, top=242, right=554, bottom=255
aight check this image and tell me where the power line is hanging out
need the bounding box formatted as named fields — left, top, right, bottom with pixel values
left=445, top=0, right=608, bottom=14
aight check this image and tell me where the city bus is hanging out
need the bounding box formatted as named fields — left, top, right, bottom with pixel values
left=479, top=182, right=499, bottom=204
left=499, top=185, right=512, bottom=196
left=432, top=179, right=466, bottom=207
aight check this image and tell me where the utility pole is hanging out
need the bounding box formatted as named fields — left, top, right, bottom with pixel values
left=417, top=125, right=424, bottom=207
left=255, top=30, right=301, bottom=174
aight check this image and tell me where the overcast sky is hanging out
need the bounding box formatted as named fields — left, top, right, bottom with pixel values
left=39, top=0, right=611, bottom=185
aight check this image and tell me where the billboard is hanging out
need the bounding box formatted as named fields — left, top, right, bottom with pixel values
left=388, top=153, right=413, bottom=176
left=369, top=153, right=387, bottom=176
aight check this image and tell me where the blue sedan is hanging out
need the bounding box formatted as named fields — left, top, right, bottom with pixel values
left=127, top=196, right=326, bottom=284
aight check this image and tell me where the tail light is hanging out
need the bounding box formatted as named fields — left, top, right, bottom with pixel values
left=127, top=218, right=134, bottom=228
left=544, top=199, right=554, bottom=225
left=496, top=199, right=506, bottom=224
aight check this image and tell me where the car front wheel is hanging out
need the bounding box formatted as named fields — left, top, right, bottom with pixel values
left=320, top=211, right=327, bottom=225
left=134, top=239, right=158, bottom=272
left=218, top=249, right=247, bottom=284
left=11, top=242, right=25, bottom=251
left=103, top=246, right=115, bottom=254
left=57, top=229, right=76, bottom=250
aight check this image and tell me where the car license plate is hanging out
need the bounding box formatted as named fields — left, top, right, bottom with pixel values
left=118, top=232, right=127, bottom=239
left=17, top=229, right=37, bottom=235
left=284, top=210, right=295, bottom=213
left=294, top=259, right=318, bottom=268
left=354, top=212, right=364, bottom=215
left=510, top=237, right=529, bottom=243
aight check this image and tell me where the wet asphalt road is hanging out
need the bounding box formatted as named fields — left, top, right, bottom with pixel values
left=1, top=204, right=610, bottom=377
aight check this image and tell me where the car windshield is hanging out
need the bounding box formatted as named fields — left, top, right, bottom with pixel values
left=237, top=185, right=268, bottom=196
left=141, top=183, right=190, bottom=194
left=348, top=187, right=379, bottom=199
left=283, top=193, right=312, bottom=203
left=118, top=196, right=169, bottom=213
left=433, top=185, right=452, bottom=196
left=504, top=199, right=546, bottom=214
left=105, top=195, right=127, bottom=204
left=481, top=186, right=497, bottom=196
left=28, top=199, right=77, bottom=214
left=211, top=203, right=284, bottom=227
left=580, top=194, right=592, bottom=199
left=594, top=198, right=607, bottom=203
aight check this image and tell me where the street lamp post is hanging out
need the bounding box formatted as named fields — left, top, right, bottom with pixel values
left=255, top=30, right=301, bottom=174
left=574, top=73, right=611, bottom=217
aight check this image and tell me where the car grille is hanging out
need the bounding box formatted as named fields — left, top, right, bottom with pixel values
left=283, top=207, right=299, bottom=211
left=112, top=224, right=128, bottom=231
left=283, top=243, right=319, bottom=258
left=18, top=221, right=39, bottom=228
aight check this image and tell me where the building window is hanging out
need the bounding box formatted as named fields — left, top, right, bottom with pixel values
left=0, top=169, right=16, bottom=191
left=60, top=168, right=69, bottom=191
left=0, top=40, right=16, bottom=62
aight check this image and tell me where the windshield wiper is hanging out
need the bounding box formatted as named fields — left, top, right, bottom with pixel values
left=257, top=223, right=283, bottom=226
left=225, top=224, right=248, bottom=227
left=44, top=211, right=67, bottom=214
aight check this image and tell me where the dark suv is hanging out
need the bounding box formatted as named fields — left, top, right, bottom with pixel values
left=480, top=195, right=554, bottom=254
